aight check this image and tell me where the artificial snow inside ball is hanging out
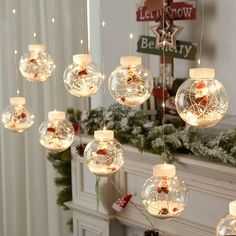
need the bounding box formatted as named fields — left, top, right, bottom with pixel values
left=39, top=111, right=74, bottom=152
left=19, top=44, right=55, bottom=82
left=2, top=97, right=34, bottom=132
left=216, top=201, right=236, bottom=236
left=142, top=164, right=188, bottom=219
left=84, top=130, right=124, bottom=177
left=175, top=68, right=228, bottom=128
left=108, top=56, right=153, bottom=107
left=63, top=54, right=103, bottom=97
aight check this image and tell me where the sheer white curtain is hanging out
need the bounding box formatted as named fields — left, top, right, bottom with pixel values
left=0, top=0, right=88, bottom=236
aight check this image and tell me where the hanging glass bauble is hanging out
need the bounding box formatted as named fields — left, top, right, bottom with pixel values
left=108, top=56, right=153, bottom=107
left=84, top=130, right=124, bottom=177
left=19, top=44, right=55, bottom=82
left=39, top=111, right=74, bottom=152
left=2, top=97, right=34, bottom=132
left=175, top=68, right=228, bottom=127
left=216, top=201, right=236, bottom=236
left=142, top=164, right=188, bottom=219
left=63, top=54, right=103, bottom=97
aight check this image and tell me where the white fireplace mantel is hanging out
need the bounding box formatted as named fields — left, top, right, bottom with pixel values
left=68, top=136, right=236, bottom=236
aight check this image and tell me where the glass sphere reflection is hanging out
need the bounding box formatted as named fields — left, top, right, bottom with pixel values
left=216, top=201, right=236, bottom=236
left=108, top=56, right=153, bottom=107
left=2, top=97, right=34, bottom=132
left=19, top=44, right=55, bottom=82
left=142, top=164, right=188, bottom=219
left=84, top=130, right=124, bottom=177
left=39, top=111, right=74, bottom=152
left=63, top=54, right=103, bottom=97
left=175, top=68, right=228, bottom=127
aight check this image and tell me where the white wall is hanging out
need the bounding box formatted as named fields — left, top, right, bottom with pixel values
left=90, top=0, right=236, bottom=116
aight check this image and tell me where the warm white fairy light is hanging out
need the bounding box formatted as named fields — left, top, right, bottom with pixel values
left=142, top=164, right=188, bottom=219
left=63, top=54, right=103, bottom=97
left=175, top=68, right=228, bottom=127
left=129, top=33, right=134, bottom=39
left=108, top=56, right=153, bottom=107
left=2, top=97, right=34, bottom=133
left=84, top=130, right=124, bottom=177
left=39, top=111, right=74, bottom=152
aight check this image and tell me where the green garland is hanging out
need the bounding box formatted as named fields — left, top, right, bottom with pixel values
left=47, top=104, right=236, bottom=232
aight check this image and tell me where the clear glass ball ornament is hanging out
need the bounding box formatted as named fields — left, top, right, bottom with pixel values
left=108, top=56, right=153, bottom=107
left=63, top=54, right=103, bottom=97
left=216, top=201, right=236, bottom=236
left=19, top=44, right=55, bottom=82
left=2, top=97, right=34, bottom=132
left=39, top=111, right=74, bottom=152
left=175, top=68, right=228, bottom=127
left=84, top=130, right=124, bottom=177
left=142, top=164, right=188, bottom=219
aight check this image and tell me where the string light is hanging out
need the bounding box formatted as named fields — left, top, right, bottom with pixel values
left=175, top=0, right=228, bottom=127
left=1, top=6, right=34, bottom=132
left=39, top=0, right=74, bottom=151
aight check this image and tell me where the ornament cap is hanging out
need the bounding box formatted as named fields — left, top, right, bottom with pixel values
left=94, top=130, right=114, bottom=141
left=28, top=44, right=46, bottom=52
left=120, top=56, right=141, bottom=66
left=73, top=54, right=92, bottom=65
left=190, top=68, right=215, bottom=80
left=10, top=97, right=26, bottom=105
left=229, top=201, right=236, bottom=216
left=153, top=163, right=176, bottom=178
left=48, top=111, right=66, bottom=121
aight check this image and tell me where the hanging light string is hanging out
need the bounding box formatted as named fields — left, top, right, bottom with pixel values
left=101, top=0, right=107, bottom=129
left=12, top=8, right=20, bottom=96
left=51, top=0, right=57, bottom=110
left=129, top=0, right=134, bottom=55
left=32, top=0, right=37, bottom=40
left=198, top=0, right=205, bottom=65
left=79, top=0, right=87, bottom=53
left=161, top=0, right=167, bottom=159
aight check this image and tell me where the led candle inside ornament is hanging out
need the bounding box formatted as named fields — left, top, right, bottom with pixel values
left=39, top=111, right=74, bottom=152
left=216, top=201, right=236, bottom=236
left=2, top=97, right=34, bottom=132
left=19, top=44, right=55, bottom=82
left=63, top=54, right=103, bottom=97
left=108, top=56, right=153, bottom=107
left=84, top=130, right=124, bottom=177
left=175, top=68, right=228, bottom=127
left=142, top=164, right=188, bottom=219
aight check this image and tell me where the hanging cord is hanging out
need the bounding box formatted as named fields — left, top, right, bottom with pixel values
left=32, top=0, right=37, bottom=40
left=101, top=0, right=107, bottom=129
left=161, top=0, right=166, bottom=159
left=198, top=0, right=204, bottom=65
left=129, top=0, right=134, bottom=55
left=12, top=8, right=20, bottom=96
left=51, top=0, right=57, bottom=110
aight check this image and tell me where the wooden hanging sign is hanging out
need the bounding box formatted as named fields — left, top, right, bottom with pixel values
left=137, top=35, right=197, bottom=60
left=136, top=1, right=196, bottom=22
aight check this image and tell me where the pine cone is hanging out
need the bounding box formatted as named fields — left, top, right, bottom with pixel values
left=144, top=229, right=159, bottom=236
